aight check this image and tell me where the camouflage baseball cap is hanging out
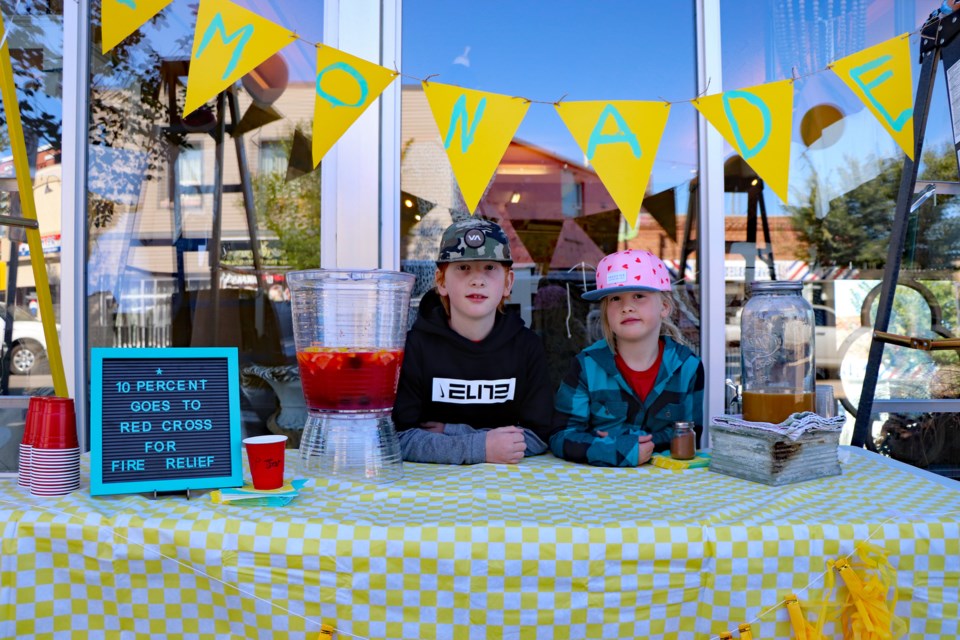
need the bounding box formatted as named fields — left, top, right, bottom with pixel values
left=436, top=218, right=513, bottom=265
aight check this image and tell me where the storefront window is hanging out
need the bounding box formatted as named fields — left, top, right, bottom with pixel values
left=720, top=0, right=960, bottom=456
left=0, top=0, right=63, bottom=474
left=85, top=0, right=322, bottom=443
left=401, top=1, right=701, bottom=390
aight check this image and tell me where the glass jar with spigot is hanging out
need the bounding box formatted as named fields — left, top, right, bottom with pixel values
left=739, top=281, right=815, bottom=424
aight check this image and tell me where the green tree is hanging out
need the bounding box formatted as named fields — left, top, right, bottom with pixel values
left=792, top=146, right=960, bottom=371
left=788, top=145, right=960, bottom=270
left=251, top=131, right=321, bottom=271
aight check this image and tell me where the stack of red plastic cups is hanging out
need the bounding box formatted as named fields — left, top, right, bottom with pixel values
left=18, top=396, right=46, bottom=489
left=29, top=397, right=80, bottom=496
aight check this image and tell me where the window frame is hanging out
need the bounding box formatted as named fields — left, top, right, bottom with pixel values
left=63, top=0, right=89, bottom=446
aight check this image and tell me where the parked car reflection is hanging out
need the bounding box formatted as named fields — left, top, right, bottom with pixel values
left=0, top=303, right=58, bottom=375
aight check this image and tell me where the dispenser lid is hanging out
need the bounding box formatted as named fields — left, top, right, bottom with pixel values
left=749, top=280, right=802, bottom=293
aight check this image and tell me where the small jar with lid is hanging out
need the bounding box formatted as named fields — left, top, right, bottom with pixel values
left=739, top=280, right=815, bottom=423
left=670, top=422, right=696, bottom=460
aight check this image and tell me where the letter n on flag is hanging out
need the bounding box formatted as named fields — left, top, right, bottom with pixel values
left=693, top=80, right=794, bottom=204
left=184, top=0, right=295, bottom=116
left=102, top=0, right=174, bottom=54
left=830, top=34, right=914, bottom=160
left=422, top=82, right=529, bottom=214
left=312, top=46, right=398, bottom=167
left=555, top=101, right=671, bottom=229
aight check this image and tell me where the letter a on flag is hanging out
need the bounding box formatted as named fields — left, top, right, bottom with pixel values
left=184, top=0, right=295, bottom=116
left=556, top=100, right=671, bottom=228
left=830, top=34, right=914, bottom=160
left=693, top=80, right=794, bottom=203
left=422, top=82, right=529, bottom=214
left=312, top=46, right=398, bottom=167
left=102, top=0, right=174, bottom=54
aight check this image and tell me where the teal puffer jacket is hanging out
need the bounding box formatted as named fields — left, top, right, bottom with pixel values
left=551, top=337, right=704, bottom=467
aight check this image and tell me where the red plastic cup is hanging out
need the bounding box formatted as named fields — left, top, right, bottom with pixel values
left=243, top=435, right=287, bottom=490
left=18, top=397, right=49, bottom=488
left=34, top=398, right=78, bottom=450
left=23, top=397, right=47, bottom=445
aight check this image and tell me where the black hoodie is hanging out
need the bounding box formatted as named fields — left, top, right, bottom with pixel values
left=392, top=290, right=554, bottom=442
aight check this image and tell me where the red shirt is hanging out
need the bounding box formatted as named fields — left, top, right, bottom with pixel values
left=615, top=340, right=664, bottom=402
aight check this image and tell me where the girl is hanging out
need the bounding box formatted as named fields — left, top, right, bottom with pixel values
left=550, top=249, right=704, bottom=467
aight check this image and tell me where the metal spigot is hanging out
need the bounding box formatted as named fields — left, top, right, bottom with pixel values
left=725, top=379, right=742, bottom=415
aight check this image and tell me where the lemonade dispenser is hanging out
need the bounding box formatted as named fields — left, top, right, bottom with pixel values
left=288, top=269, right=415, bottom=483
left=739, top=281, right=815, bottom=424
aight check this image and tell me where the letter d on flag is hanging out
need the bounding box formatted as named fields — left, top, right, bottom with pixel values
left=693, top=80, right=794, bottom=204
left=184, top=0, right=295, bottom=116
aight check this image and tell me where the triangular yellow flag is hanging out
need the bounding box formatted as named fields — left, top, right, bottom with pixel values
left=422, top=82, right=529, bottom=214
left=102, top=0, right=174, bottom=54
left=830, top=34, right=914, bottom=160
left=184, top=0, right=295, bottom=116
left=555, top=101, right=671, bottom=228
left=312, top=46, right=397, bottom=167
left=693, top=80, right=794, bottom=203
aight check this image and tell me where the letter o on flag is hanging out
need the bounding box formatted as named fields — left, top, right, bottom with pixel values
left=316, top=61, right=369, bottom=108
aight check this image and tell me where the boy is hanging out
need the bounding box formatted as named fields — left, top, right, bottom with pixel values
left=392, top=217, right=554, bottom=464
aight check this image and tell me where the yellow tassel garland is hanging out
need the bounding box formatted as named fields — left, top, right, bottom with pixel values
left=815, top=543, right=905, bottom=640
left=785, top=593, right=830, bottom=640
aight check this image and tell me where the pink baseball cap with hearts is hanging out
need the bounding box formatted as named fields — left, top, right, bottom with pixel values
left=582, top=249, right=673, bottom=301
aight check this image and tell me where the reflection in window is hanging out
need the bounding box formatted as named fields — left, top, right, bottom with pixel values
left=258, top=140, right=287, bottom=176
left=721, top=2, right=960, bottom=477
left=86, top=0, right=323, bottom=446
left=176, top=144, right=203, bottom=209
left=0, top=0, right=64, bottom=400
left=400, top=2, right=700, bottom=392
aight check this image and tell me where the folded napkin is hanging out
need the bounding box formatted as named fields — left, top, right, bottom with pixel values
left=713, top=412, right=844, bottom=441
left=651, top=451, right=711, bottom=470
left=211, top=478, right=311, bottom=507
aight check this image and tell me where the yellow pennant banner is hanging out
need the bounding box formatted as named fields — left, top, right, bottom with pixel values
left=694, top=79, right=794, bottom=203
left=555, top=100, right=670, bottom=229
left=312, top=46, right=397, bottom=167
left=184, top=0, right=295, bottom=116
left=423, top=82, right=529, bottom=214
left=830, top=34, right=914, bottom=160
left=101, top=0, right=174, bottom=54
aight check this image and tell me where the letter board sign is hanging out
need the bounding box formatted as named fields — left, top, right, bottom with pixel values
left=90, top=347, right=243, bottom=496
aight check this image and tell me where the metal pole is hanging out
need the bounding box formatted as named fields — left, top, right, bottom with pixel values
left=851, top=44, right=939, bottom=448
left=209, top=91, right=228, bottom=343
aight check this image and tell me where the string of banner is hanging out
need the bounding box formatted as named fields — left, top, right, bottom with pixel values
left=101, top=0, right=930, bottom=230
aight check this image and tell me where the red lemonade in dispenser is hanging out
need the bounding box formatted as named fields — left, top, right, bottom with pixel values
left=297, top=347, right=404, bottom=411
left=288, top=269, right=414, bottom=484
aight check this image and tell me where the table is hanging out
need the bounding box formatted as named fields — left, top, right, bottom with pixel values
left=1, top=447, right=957, bottom=639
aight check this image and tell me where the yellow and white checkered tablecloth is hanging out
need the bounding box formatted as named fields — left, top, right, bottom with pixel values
left=1, top=448, right=958, bottom=639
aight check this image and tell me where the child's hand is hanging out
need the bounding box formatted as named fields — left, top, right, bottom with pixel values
left=485, top=426, right=526, bottom=464
left=637, top=434, right=655, bottom=465
left=420, top=421, right=445, bottom=433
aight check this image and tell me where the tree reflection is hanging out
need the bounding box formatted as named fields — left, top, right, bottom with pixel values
left=788, top=145, right=960, bottom=270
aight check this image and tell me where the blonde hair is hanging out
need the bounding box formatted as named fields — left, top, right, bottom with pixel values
left=599, top=290, right=683, bottom=353
left=435, top=263, right=512, bottom=317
